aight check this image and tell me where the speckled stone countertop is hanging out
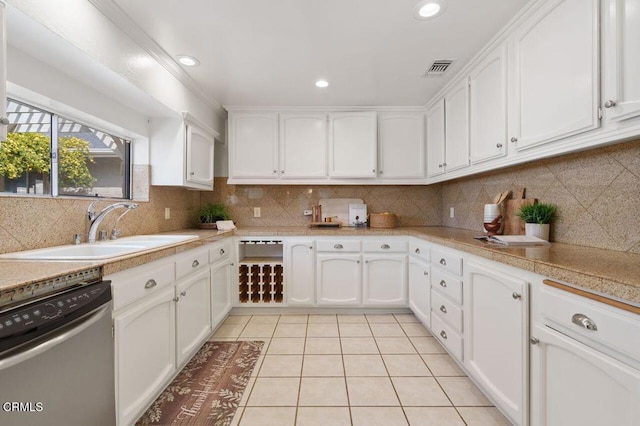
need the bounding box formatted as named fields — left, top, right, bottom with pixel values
left=1, top=227, right=639, bottom=305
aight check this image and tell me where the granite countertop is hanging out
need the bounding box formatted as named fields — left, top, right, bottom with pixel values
left=1, top=227, right=638, bottom=306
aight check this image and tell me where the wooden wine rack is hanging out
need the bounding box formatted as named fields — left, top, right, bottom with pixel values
left=238, top=240, right=284, bottom=304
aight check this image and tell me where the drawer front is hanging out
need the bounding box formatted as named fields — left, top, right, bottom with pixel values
left=432, top=248, right=463, bottom=276
left=409, top=239, right=431, bottom=263
left=541, top=285, right=640, bottom=362
left=431, top=313, right=463, bottom=362
left=363, top=239, right=408, bottom=253
left=431, top=290, right=463, bottom=333
left=430, top=268, right=463, bottom=305
left=316, top=240, right=361, bottom=252
left=176, top=247, right=210, bottom=280
left=209, top=239, right=232, bottom=264
left=110, top=260, right=176, bottom=310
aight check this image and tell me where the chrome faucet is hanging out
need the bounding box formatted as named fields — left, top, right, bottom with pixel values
left=87, top=201, right=138, bottom=243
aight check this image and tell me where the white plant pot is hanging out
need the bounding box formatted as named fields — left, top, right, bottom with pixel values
left=525, top=223, right=550, bottom=241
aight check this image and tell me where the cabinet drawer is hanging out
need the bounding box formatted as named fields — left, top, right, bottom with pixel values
left=409, top=239, right=431, bottom=262
left=431, top=290, right=463, bottom=333
left=540, top=285, right=640, bottom=362
left=430, top=268, right=463, bottom=305
left=432, top=248, right=463, bottom=276
left=209, top=240, right=232, bottom=264
left=363, top=240, right=408, bottom=253
left=176, top=247, right=209, bottom=280
left=110, top=260, right=176, bottom=310
left=316, top=240, right=361, bottom=252
left=431, top=314, right=463, bottom=362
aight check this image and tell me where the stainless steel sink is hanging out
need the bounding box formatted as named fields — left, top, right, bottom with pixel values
left=0, top=234, right=199, bottom=260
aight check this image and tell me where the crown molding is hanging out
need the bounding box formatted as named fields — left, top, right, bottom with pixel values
left=224, top=105, right=427, bottom=112
left=87, top=0, right=225, bottom=118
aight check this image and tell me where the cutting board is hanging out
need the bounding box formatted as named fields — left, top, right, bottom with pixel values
left=318, top=198, right=363, bottom=225
left=504, top=190, right=537, bottom=235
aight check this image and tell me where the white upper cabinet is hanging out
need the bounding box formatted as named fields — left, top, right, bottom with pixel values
left=470, top=43, right=508, bottom=164
left=0, top=2, right=6, bottom=142
left=328, top=111, right=377, bottom=178
left=279, top=113, right=327, bottom=178
left=444, top=80, right=470, bottom=172
left=509, top=0, right=600, bottom=152
left=426, top=100, right=446, bottom=178
left=150, top=113, right=218, bottom=190
left=602, top=0, right=640, bottom=123
left=229, top=112, right=279, bottom=179
left=378, top=112, right=426, bottom=179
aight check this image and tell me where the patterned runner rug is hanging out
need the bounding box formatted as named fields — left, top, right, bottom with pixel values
left=137, top=341, right=264, bottom=425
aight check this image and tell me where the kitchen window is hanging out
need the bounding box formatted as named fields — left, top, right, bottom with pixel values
left=0, top=98, right=131, bottom=199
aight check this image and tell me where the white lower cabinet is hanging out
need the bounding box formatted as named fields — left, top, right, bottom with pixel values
left=285, top=240, right=315, bottom=305
left=211, top=259, right=232, bottom=328
left=362, top=254, right=407, bottom=306
left=465, top=260, right=529, bottom=426
left=530, top=324, right=640, bottom=426
left=408, top=258, right=431, bottom=327
left=316, top=253, right=362, bottom=305
left=114, top=286, right=176, bottom=426
left=176, top=268, right=211, bottom=366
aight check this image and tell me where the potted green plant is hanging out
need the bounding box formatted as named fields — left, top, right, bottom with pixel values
left=516, top=202, right=557, bottom=241
left=196, top=203, right=230, bottom=229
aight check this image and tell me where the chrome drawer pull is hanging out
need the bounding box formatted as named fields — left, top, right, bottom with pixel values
left=334, top=244, right=343, bottom=249
left=440, top=305, right=447, bottom=314
left=381, top=244, right=390, bottom=249
left=415, top=248, right=420, bottom=254
left=192, top=259, right=200, bottom=268
left=440, top=330, right=448, bottom=339
left=220, top=248, right=225, bottom=255
left=144, top=279, right=157, bottom=289
left=439, top=258, right=447, bottom=266
left=439, top=280, right=447, bottom=288
left=572, top=313, right=598, bottom=331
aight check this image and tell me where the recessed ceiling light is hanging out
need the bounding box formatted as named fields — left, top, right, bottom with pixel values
left=414, top=0, right=447, bottom=20
left=177, top=55, right=200, bottom=66
left=315, top=80, right=329, bottom=88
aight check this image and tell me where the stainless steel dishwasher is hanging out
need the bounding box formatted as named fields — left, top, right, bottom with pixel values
left=0, top=268, right=115, bottom=426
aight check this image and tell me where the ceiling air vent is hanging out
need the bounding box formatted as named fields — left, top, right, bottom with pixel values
left=423, top=59, right=455, bottom=77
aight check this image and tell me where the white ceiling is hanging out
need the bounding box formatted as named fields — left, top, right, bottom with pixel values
left=108, top=0, right=530, bottom=107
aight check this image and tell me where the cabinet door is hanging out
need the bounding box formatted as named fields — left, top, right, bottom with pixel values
left=279, top=113, right=327, bottom=178
left=363, top=254, right=407, bottom=305
left=426, top=100, right=446, bottom=177
left=510, top=0, right=599, bottom=151
left=114, top=286, right=176, bottom=426
left=378, top=112, right=425, bottom=179
left=0, top=3, right=6, bottom=142
left=185, top=124, right=214, bottom=187
left=470, top=44, right=508, bottom=164
left=316, top=254, right=362, bottom=305
left=211, top=260, right=231, bottom=328
left=229, top=112, right=278, bottom=178
left=530, top=324, right=640, bottom=426
left=444, top=79, right=470, bottom=172
left=285, top=240, right=315, bottom=305
left=602, top=0, right=640, bottom=122
left=176, top=268, right=212, bottom=366
left=465, top=261, right=528, bottom=426
left=328, top=111, right=377, bottom=178
left=408, top=258, right=431, bottom=327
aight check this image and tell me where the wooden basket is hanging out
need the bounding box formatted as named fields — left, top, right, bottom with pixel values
left=369, top=213, right=397, bottom=228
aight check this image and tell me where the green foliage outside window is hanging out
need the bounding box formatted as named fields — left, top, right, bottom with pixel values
left=58, top=136, right=96, bottom=189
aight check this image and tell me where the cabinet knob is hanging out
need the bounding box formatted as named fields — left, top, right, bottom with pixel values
left=440, top=330, right=448, bottom=340
left=380, top=171, right=383, bottom=175
left=439, top=280, right=447, bottom=288
left=440, top=305, right=447, bottom=314
left=510, top=137, right=518, bottom=143
left=604, top=100, right=617, bottom=108
left=439, top=258, right=447, bottom=266
left=357, top=260, right=360, bottom=264
left=442, top=162, right=447, bottom=167
left=530, top=337, right=540, bottom=345
left=192, top=259, right=200, bottom=268
left=180, top=291, right=187, bottom=297
left=381, top=244, right=390, bottom=249
left=281, top=170, right=284, bottom=174
left=273, top=170, right=277, bottom=174
left=144, top=279, right=157, bottom=289
left=571, top=313, right=598, bottom=331
left=372, top=169, right=376, bottom=173
left=334, top=244, right=343, bottom=249
left=512, top=292, right=521, bottom=300
left=415, top=248, right=420, bottom=254
left=438, top=164, right=443, bottom=168
left=309, top=246, right=313, bottom=249
left=365, top=260, right=369, bottom=264
left=220, top=248, right=225, bottom=255
left=173, top=297, right=180, bottom=302
left=423, top=271, right=428, bottom=276
left=496, top=143, right=503, bottom=148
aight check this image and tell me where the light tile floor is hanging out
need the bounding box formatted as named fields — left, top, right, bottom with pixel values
left=211, top=313, right=511, bottom=426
